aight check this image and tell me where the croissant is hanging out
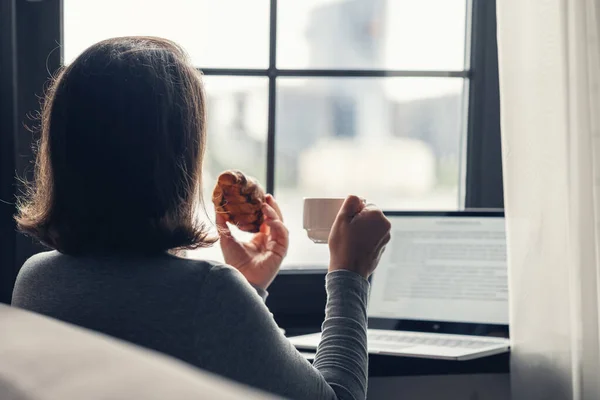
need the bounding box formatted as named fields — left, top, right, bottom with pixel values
left=212, top=170, right=266, bottom=233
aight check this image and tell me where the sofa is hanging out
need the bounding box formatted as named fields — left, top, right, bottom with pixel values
left=0, top=304, right=278, bottom=399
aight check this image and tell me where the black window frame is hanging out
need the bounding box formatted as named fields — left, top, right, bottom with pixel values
left=0, top=0, right=19, bottom=306
left=0, top=0, right=502, bottom=325
left=201, top=0, right=480, bottom=203
left=1, top=0, right=64, bottom=305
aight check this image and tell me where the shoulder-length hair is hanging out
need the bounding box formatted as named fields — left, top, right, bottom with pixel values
left=16, top=37, right=216, bottom=254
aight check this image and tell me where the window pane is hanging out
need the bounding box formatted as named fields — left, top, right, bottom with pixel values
left=277, top=0, right=467, bottom=70
left=63, top=0, right=269, bottom=68
left=276, top=77, right=465, bottom=267
left=191, top=76, right=269, bottom=263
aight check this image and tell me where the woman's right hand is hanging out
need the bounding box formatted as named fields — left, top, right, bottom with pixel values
left=328, top=195, right=392, bottom=279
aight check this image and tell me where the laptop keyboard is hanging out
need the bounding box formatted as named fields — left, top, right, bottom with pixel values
left=368, top=332, right=495, bottom=349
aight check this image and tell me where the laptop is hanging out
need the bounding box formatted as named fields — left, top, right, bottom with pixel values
left=289, top=211, right=510, bottom=361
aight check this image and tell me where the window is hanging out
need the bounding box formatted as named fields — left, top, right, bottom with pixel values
left=63, top=0, right=475, bottom=268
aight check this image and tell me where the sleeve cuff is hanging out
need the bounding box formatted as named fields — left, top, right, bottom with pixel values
left=326, top=269, right=370, bottom=288
left=249, top=283, right=269, bottom=302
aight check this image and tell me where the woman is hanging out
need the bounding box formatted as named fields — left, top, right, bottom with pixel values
left=11, top=37, right=391, bottom=400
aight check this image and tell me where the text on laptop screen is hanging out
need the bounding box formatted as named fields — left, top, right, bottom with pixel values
left=368, top=215, right=508, bottom=325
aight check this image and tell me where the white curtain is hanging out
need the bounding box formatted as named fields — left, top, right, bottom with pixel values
left=497, top=0, right=600, bottom=399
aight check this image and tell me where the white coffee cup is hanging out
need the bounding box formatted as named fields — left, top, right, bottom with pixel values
left=303, top=198, right=346, bottom=243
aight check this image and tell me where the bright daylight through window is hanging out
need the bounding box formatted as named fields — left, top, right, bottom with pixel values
left=63, top=0, right=469, bottom=268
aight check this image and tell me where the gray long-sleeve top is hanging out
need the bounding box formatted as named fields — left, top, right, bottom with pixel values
left=11, top=251, right=369, bottom=400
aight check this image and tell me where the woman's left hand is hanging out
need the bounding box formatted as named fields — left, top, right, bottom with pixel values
left=216, top=195, right=289, bottom=290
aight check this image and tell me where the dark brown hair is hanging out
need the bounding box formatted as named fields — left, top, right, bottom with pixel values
left=16, top=37, right=216, bottom=254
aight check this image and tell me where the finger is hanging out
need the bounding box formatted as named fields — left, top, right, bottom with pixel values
left=337, top=195, right=366, bottom=220
left=363, top=203, right=378, bottom=210
left=215, top=212, right=242, bottom=249
left=265, top=219, right=288, bottom=242
left=215, top=212, right=231, bottom=232
left=262, top=203, right=280, bottom=222
left=265, top=194, right=284, bottom=222
left=361, top=206, right=389, bottom=228
left=259, top=221, right=270, bottom=235
left=378, top=232, right=391, bottom=248
left=264, top=219, right=289, bottom=258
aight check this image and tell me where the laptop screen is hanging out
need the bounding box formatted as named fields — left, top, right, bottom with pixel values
left=368, top=212, right=508, bottom=325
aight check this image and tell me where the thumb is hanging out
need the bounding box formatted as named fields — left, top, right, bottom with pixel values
left=337, top=195, right=365, bottom=220
left=215, top=212, right=233, bottom=241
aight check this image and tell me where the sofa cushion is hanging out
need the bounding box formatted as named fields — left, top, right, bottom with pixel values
left=0, top=305, right=278, bottom=400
